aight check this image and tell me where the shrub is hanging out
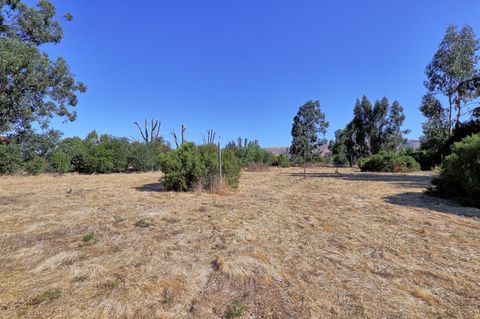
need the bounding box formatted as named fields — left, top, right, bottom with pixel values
left=225, top=139, right=273, bottom=167
left=158, top=142, right=204, bottom=191
left=128, top=142, right=157, bottom=171
left=57, top=137, right=88, bottom=172
left=25, top=156, right=47, bottom=175
left=83, top=145, right=115, bottom=174
left=359, top=151, right=420, bottom=172
left=0, top=143, right=23, bottom=174
left=430, top=133, right=480, bottom=208
left=50, top=150, right=72, bottom=173
left=222, top=148, right=241, bottom=188
left=274, top=154, right=290, bottom=168
left=158, top=143, right=241, bottom=191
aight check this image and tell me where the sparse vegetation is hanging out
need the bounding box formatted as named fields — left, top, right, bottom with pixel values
left=82, top=231, right=96, bottom=242
left=1, top=168, right=479, bottom=318
left=134, top=219, right=152, bottom=228
left=225, top=301, right=246, bottom=318
left=113, top=215, right=125, bottom=223
left=31, top=289, right=62, bottom=305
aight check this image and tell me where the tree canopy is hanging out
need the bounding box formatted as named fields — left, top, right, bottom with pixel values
left=330, top=96, right=408, bottom=165
left=424, top=24, right=479, bottom=134
left=0, top=0, right=86, bottom=133
left=290, top=100, right=329, bottom=162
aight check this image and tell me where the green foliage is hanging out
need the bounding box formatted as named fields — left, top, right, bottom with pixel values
left=82, top=231, right=96, bottom=242
left=50, top=150, right=71, bottom=173
left=0, top=1, right=86, bottom=133
left=424, top=24, right=479, bottom=133
left=0, top=143, right=23, bottom=174
left=57, top=137, right=88, bottom=172
left=158, top=142, right=204, bottom=191
left=128, top=142, right=157, bottom=171
left=31, top=289, right=62, bottom=305
left=330, top=96, right=408, bottom=165
left=25, top=156, right=46, bottom=175
left=329, top=129, right=349, bottom=166
left=113, top=215, right=125, bottom=223
left=221, top=148, right=241, bottom=188
left=359, top=151, right=420, bottom=173
left=430, top=134, right=480, bottom=208
left=158, top=142, right=241, bottom=191
left=290, top=100, right=329, bottom=162
left=10, top=129, right=62, bottom=161
left=225, top=301, right=246, bottom=319
left=225, top=138, right=273, bottom=167
left=274, top=154, right=290, bottom=168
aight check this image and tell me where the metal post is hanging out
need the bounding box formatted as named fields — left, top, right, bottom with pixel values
left=218, top=138, right=222, bottom=181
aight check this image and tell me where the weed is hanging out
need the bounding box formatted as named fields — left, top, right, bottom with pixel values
left=135, top=219, right=152, bottom=228
left=31, top=289, right=62, bottom=305
left=225, top=301, right=246, bottom=318
left=162, top=288, right=174, bottom=304
left=113, top=215, right=125, bottom=223
left=82, top=231, right=96, bottom=242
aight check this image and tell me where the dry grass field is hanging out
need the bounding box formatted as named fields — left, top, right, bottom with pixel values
left=1, top=167, right=479, bottom=318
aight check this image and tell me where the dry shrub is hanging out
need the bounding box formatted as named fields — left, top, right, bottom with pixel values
left=211, top=177, right=230, bottom=195
left=245, top=162, right=269, bottom=172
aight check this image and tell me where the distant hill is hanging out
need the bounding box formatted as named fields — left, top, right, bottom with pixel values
left=264, top=147, right=289, bottom=156
left=404, top=139, right=420, bottom=149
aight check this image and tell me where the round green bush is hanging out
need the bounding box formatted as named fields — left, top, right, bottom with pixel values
left=50, top=150, right=72, bottom=173
left=430, top=133, right=480, bottom=208
left=359, top=151, right=420, bottom=172
left=25, top=156, right=47, bottom=175
left=158, top=143, right=204, bottom=191
left=0, top=144, right=22, bottom=174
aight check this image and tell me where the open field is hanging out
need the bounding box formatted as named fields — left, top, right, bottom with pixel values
left=1, top=167, right=479, bottom=318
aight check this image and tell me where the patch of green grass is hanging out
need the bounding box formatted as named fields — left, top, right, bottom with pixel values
left=134, top=219, right=152, bottom=228
left=113, top=215, right=125, bottom=223
left=82, top=231, right=96, bottom=242
left=225, top=301, right=246, bottom=318
left=31, top=289, right=62, bottom=305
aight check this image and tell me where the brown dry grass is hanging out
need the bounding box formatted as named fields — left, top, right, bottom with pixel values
left=1, top=167, right=479, bottom=318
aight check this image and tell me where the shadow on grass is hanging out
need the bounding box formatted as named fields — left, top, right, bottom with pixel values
left=135, top=182, right=165, bottom=192
left=287, top=172, right=433, bottom=189
left=385, top=192, right=480, bottom=218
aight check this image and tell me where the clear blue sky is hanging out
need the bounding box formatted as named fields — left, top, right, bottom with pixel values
left=45, top=0, right=480, bottom=146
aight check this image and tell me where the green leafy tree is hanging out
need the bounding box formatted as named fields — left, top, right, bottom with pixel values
left=290, top=100, right=329, bottom=162
left=329, top=129, right=349, bottom=166
left=0, top=0, right=86, bottom=133
left=418, top=94, right=449, bottom=167
left=424, top=24, right=479, bottom=135
left=332, top=96, right=408, bottom=165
